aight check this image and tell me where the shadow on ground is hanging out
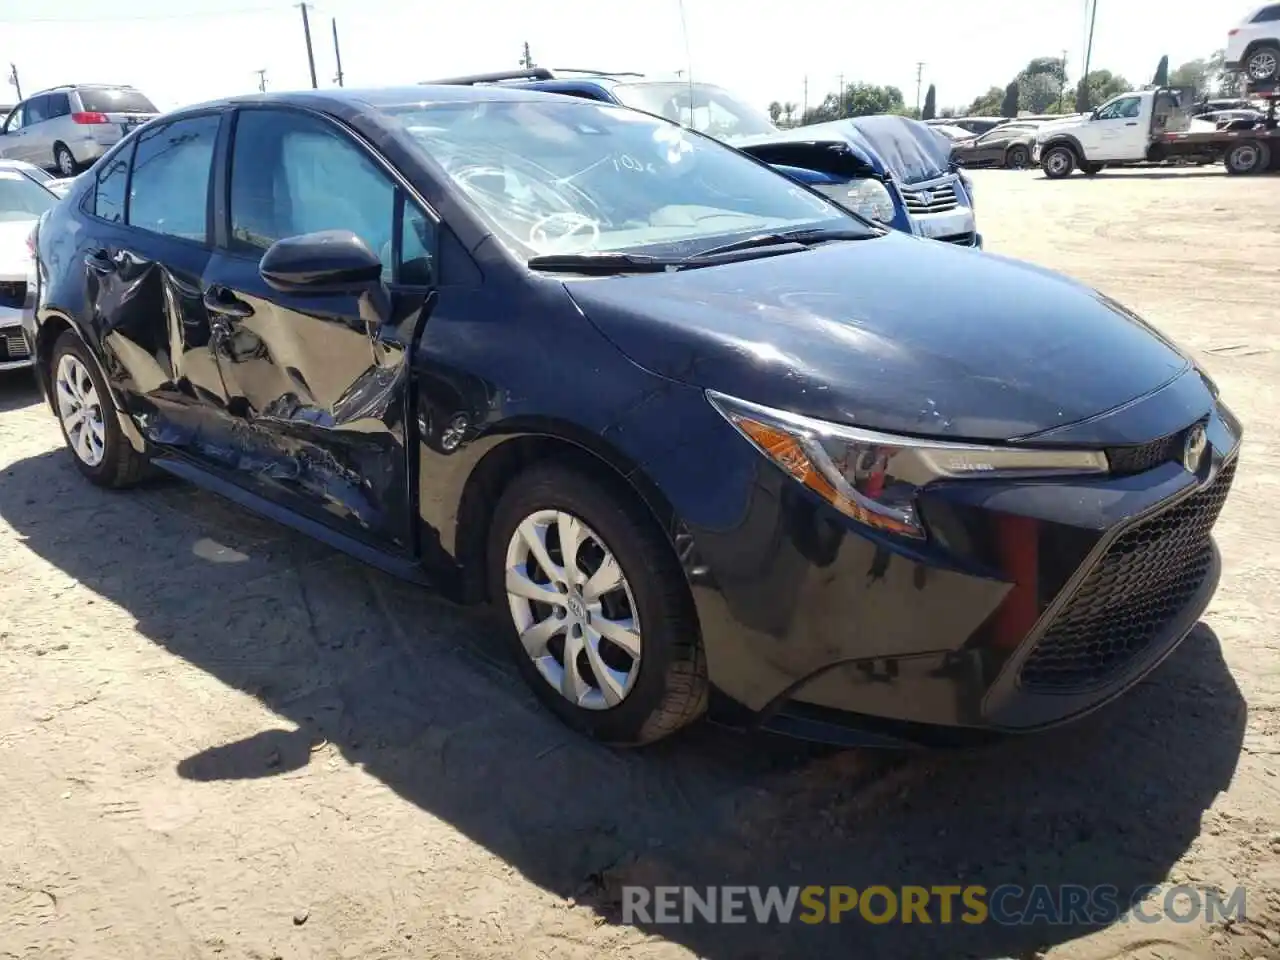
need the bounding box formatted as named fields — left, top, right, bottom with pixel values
left=0, top=448, right=1246, bottom=960
left=0, top=370, right=40, bottom=414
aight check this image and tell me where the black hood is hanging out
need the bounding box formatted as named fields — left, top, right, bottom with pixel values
left=565, top=234, right=1190, bottom=442
left=737, top=115, right=953, bottom=184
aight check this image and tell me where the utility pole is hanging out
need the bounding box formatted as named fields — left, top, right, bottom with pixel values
left=331, top=18, right=344, bottom=87
left=915, top=61, right=925, bottom=115
left=298, top=2, right=318, bottom=89
left=7, top=63, right=20, bottom=101
left=1080, top=0, right=1098, bottom=110
left=519, top=41, right=534, bottom=69
left=254, top=69, right=268, bottom=93
left=838, top=72, right=845, bottom=118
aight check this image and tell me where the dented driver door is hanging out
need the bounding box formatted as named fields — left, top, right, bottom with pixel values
left=200, top=105, right=436, bottom=554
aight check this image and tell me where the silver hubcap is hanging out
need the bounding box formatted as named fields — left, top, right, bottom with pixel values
left=1233, top=146, right=1258, bottom=169
left=1248, top=52, right=1277, bottom=79
left=55, top=353, right=106, bottom=467
left=504, top=509, right=642, bottom=711
left=57, top=150, right=74, bottom=175
left=1048, top=153, right=1069, bottom=174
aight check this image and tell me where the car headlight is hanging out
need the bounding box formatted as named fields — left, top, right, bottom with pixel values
left=708, top=391, right=1109, bottom=540
left=813, top=179, right=896, bottom=224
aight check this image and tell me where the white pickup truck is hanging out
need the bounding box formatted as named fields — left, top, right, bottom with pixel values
left=1033, top=87, right=1280, bottom=177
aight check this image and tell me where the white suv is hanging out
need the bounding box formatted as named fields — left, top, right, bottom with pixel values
left=1227, top=3, right=1280, bottom=82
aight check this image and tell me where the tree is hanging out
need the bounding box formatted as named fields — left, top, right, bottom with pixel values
left=843, top=81, right=907, bottom=117
left=782, top=102, right=797, bottom=125
left=1153, top=55, right=1169, bottom=87
left=1001, top=81, right=1020, bottom=118
left=1169, top=58, right=1211, bottom=99
left=768, top=101, right=783, bottom=124
left=922, top=84, right=937, bottom=120
left=968, top=86, right=1005, bottom=115
left=1075, top=69, right=1129, bottom=112
left=1018, top=73, right=1063, bottom=113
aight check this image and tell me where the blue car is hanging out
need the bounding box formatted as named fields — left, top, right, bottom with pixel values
left=423, top=69, right=978, bottom=246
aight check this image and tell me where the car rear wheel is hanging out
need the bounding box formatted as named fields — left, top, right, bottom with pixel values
left=487, top=462, right=707, bottom=746
left=51, top=330, right=150, bottom=487
left=1225, top=141, right=1269, bottom=175
left=1005, top=145, right=1030, bottom=170
left=53, top=143, right=77, bottom=177
left=1246, top=44, right=1280, bottom=82
left=1041, top=145, right=1076, bottom=179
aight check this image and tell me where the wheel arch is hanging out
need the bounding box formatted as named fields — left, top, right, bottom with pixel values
left=1041, top=135, right=1084, bottom=160
left=1243, top=38, right=1280, bottom=59
left=451, top=422, right=686, bottom=606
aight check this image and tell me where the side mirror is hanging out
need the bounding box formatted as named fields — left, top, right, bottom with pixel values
left=259, top=229, right=383, bottom=295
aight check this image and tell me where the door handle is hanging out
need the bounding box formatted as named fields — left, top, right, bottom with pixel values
left=84, top=249, right=116, bottom=273
left=1125, top=122, right=1138, bottom=126
left=202, top=286, right=254, bottom=319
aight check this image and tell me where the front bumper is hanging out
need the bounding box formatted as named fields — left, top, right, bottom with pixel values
left=0, top=295, right=34, bottom=371
left=687, top=379, right=1240, bottom=745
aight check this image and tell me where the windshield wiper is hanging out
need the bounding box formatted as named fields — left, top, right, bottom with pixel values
left=527, top=252, right=678, bottom=274
left=685, top=227, right=875, bottom=262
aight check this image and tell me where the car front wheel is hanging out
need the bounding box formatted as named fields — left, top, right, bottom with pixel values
left=488, top=462, right=708, bottom=745
left=51, top=330, right=150, bottom=487
left=1041, top=145, right=1076, bottom=179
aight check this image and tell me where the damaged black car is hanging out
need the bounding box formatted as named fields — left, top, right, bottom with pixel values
left=26, top=86, right=1241, bottom=747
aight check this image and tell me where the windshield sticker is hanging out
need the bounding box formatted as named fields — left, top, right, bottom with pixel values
left=653, top=126, right=694, bottom=166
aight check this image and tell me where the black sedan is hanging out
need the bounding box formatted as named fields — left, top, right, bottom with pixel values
left=25, top=86, right=1240, bottom=747
left=951, top=122, right=1039, bottom=169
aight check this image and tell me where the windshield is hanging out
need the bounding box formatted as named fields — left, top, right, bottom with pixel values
left=0, top=170, right=57, bottom=221
left=386, top=99, right=866, bottom=260
left=77, top=87, right=158, bottom=114
left=610, top=82, right=777, bottom=142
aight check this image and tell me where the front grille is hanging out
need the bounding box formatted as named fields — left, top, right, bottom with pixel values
left=1019, top=458, right=1236, bottom=692
left=0, top=330, right=30, bottom=362
left=0, top=281, right=25, bottom=309
left=1107, top=422, right=1204, bottom=476
left=901, top=182, right=959, bottom=214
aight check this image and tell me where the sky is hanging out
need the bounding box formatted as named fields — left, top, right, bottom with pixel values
left=0, top=0, right=1255, bottom=115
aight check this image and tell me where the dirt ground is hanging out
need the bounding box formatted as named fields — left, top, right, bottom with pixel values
left=2, top=166, right=1279, bottom=960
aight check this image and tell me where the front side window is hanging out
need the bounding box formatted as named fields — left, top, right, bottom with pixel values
left=1097, top=97, right=1141, bottom=120
left=0, top=170, right=57, bottom=221
left=611, top=82, right=777, bottom=142
left=2, top=105, right=22, bottom=133
left=229, top=108, right=435, bottom=284
left=386, top=99, right=860, bottom=259
left=24, top=96, right=48, bottom=126
left=127, top=114, right=219, bottom=241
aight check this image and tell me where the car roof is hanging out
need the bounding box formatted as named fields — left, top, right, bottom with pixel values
left=174, top=84, right=583, bottom=116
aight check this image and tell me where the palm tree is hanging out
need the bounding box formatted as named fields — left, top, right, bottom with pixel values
left=768, top=101, right=783, bottom=124
left=783, top=101, right=797, bottom=126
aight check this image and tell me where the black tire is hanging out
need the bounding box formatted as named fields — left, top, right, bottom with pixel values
left=1005, top=144, right=1030, bottom=170
left=49, top=330, right=150, bottom=488
left=487, top=461, right=707, bottom=746
left=52, top=143, right=77, bottom=177
left=1245, top=43, right=1280, bottom=82
left=1225, top=141, right=1269, bottom=176
left=1081, top=162, right=1103, bottom=177
left=1041, top=145, right=1077, bottom=179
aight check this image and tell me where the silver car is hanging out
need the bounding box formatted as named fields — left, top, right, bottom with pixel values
left=0, top=84, right=159, bottom=176
left=0, top=167, right=58, bottom=370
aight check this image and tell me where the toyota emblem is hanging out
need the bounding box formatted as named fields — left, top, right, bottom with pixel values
left=1183, top=423, right=1208, bottom=474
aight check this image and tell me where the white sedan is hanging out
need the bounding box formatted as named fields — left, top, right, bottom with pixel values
left=0, top=163, right=58, bottom=371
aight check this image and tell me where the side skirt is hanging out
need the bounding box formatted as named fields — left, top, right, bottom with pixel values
left=151, top=454, right=439, bottom=589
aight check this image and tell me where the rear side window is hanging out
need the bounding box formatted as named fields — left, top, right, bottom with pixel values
left=46, top=93, right=71, bottom=119
left=76, top=88, right=158, bottom=114
left=127, top=114, right=219, bottom=241
left=1254, top=4, right=1280, bottom=21
left=93, top=149, right=130, bottom=223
